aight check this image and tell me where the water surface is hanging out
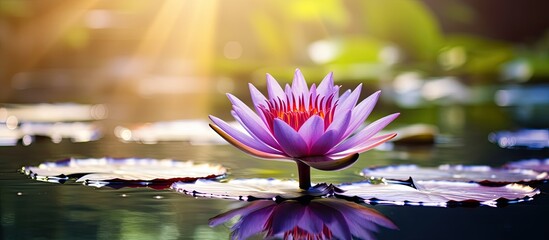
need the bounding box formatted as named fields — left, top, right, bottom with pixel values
left=1, top=108, right=549, bottom=239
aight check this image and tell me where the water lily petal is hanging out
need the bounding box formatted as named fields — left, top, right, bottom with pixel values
left=330, top=85, right=342, bottom=104
left=284, top=84, right=293, bottom=102
left=325, top=110, right=352, bottom=143
left=227, top=93, right=280, bottom=149
left=328, top=113, right=399, bottom=155
left=343, top=91, right=381, bottom=138
left=248, top=83, right=268, bottom=115
left=291, top=69, right=309, bottom=98
left=299, top=153, right=359, bottom=171
left=226, top=93, right=270, bottom=130
left=324, top=201, right=396, bottom=238
left=232, top=106, right=281, bottom=150
left=266, top=73, right=285, bottom=100
left=330, top=133, right=397, bottom=158
left=338, top=89, right=352, bottom=105
left=316, top=72, right=334, bottom=96
left=297, top=207, right=324, bottom=234
left=335, top=85, right=362, bottom=118
left=306, top=83, right=318, bottom=112
left=309, top=83, right=317, bottom=102
left=307, top=202, right=352, bottom=239
left=273, top=119, right=308, bottom=157
left=210, top=124, right=287, bottom=159
left=297, top=115, right=325, bottom=149
left=270, top=201, right=307, bottom=235
left=323, top=207, right=353, bottom=240
left=324, top=200, right=397, bottom=231
left=305, top=111, right=351, bottom=156
left=309, top=130, right=337, bottom=156
left=235, top=206, right=275, bottom=240
left=210, top=116, right=283, bottom=156
left=209, top=200, right=274, bottom=227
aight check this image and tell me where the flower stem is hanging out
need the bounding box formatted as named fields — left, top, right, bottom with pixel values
left=297, top=161, right=311, bottom=190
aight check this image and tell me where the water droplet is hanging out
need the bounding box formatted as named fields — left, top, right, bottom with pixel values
left=17, top=192, right=22, bottom=196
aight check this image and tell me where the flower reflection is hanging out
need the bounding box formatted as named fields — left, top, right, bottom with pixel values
left=209, top=198, right=396, bottom=240
left=210, top=69, right=398, bottom=189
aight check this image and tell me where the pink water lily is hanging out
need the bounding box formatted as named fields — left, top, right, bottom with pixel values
left=209, top=198, right=397, bottom=240
left=210, top=69, right=398, bottom=189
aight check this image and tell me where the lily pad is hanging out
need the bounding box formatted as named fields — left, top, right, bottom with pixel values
left=22, top=158, right=227, bottom=189
left=0, top=123, right=21, bottom=146
left=1, top=103, right=107, bottom=122
left=337, top=180, right=540, bottom=207
left=20, top=122, right=102, bottom=143
left=114, top=120, right=244, bottom=145
left=0, top=103, right=105, bottom=146
left=504, top=158, right=549, bottom=173
left=488, top=129, right=549, bottom=149
left=171, top=179, right=337, bottom=201
left=0, top=122, right=102, bottom=146
left=361, top=164, right=547, bottom=184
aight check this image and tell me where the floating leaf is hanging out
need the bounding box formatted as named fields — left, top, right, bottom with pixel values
left=337, top=180, right=539, bottom=207
left=171, top=179, right=337, bottom=201
left=1, top=103, right=107, bottom=122
left=361, top=164, right=547, bottom=184
left=489, top=129, right=549, bottom=149
left=0, top=123, right=21, bottom=146
left=0, top=122, right=102, bottom=146
left=22, top=122, right=102, bottom=143
left=504, top=158, right=549, bottom=173
left=114, top=120, right=243, bottom=145
left=0, top=103, right=105, bottom=146
left=22, top=158, right=226, bottom=189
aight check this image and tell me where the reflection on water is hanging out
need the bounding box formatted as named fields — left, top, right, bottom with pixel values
left=209, top=197, right=396, bottom=240
left=1, top=103, right=549, bottom=239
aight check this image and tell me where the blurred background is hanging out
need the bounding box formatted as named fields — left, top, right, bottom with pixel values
left=1, top=0, right=548, bottom=128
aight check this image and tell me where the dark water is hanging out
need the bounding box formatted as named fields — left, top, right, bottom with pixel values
left=1, top=107, right=549, bottom=240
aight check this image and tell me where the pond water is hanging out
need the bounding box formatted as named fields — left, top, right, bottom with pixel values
left=1, top=107, right=548, bottom=240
